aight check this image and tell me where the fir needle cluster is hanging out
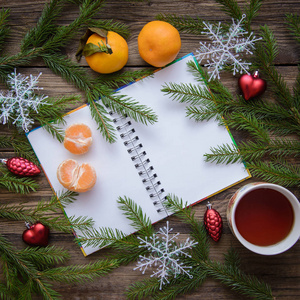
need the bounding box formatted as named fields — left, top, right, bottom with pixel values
left=160, top=1, right=300, bottom=188
left=0, top=0, right=157, bottom=144
left=0, top=0, right=297, bottom=299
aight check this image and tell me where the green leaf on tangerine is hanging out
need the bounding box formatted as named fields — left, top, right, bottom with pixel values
left=82, top=41, right=112, bottom=57
left=76, top=28, right=109, bottom=61
left=89, top=27, right=108, bottom=38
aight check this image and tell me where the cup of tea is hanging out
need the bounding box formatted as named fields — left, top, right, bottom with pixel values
left=227, top=182, right=300, bottom=255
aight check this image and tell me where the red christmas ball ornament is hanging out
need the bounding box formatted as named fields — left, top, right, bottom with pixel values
left=238, top=71, right=267, bottom=100
left=1, top=157, right=40, bottom=176
left=204, top=201, right=223, bottom=242
left=22, top=222, right=50, bottom=247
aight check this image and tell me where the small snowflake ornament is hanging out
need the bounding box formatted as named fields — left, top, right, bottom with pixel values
left=195, top=14, right=262, bottom=81
left=134, top=221, right=198, bottom=289
left=0, top=69, right=50, bottom=132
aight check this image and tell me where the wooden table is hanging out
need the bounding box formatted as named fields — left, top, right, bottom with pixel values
left=1, top=0, right=299, bottom=299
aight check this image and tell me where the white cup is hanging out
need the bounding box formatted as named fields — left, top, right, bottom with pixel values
left=227, top=182, right=300, bottom=255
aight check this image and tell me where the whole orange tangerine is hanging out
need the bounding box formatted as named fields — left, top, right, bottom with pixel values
left=57, top=159, right=97, bottom=193
left=138, top=20, right=181, bottom=67
left=63, top=123, right=92, bottom=155
left=85, top=31, right=128, bottom=74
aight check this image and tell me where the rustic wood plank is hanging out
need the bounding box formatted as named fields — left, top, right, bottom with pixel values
left=1, top=1, right=299, bottom=299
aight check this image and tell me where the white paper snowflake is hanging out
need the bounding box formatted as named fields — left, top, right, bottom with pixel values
left=134, top=221, right=198, bottom=289
left=0, top=69, right=49, bottom=132
left=195, top=14, right=262, bottom=81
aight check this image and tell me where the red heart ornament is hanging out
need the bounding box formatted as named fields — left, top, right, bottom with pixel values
left=238, top=71, right=267, bottom=100
left=22, top=222, right=50, bottom=247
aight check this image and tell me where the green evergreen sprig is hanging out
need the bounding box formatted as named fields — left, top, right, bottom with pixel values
left=160, top=5, right=300, bottom=187
left=0, top=233, right=121, bottom=299
left=0, top=133, right=38, bottom=163
left=122, top=195, right=274, bottom=300
left=0, top=165, right=39, bottom=193
left=0, top=8, right=10, bottom=54
left=0, top=190, right=94, bottom=233
left=0, top=0, right=158, bottom=144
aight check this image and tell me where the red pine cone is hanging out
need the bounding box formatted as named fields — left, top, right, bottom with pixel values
left=204, top=201, right=223, bottom=242
left=3, top=157, right=41, bottom=176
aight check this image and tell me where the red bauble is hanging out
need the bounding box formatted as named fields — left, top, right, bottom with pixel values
left=1, top=157, right=40, bottom=176
left=204, top=201, right=223, bottom=242
left=238, top=71, right=267, bottom=100
left=22, top=222, right=50, bottom=247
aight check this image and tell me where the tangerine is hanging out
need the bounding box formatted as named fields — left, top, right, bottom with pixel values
left=138, top=20, right=181, bottom=67
left=57, top=159, right=97, bottom=193
left=85, top=31, right=128, bottom=74
left=63, top=123, right=92, bottom=155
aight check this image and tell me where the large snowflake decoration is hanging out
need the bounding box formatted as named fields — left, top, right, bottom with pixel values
left=195, top=14, right=262, bottom=81
left=134, top=221, right=198, bottom=289
left=0, top=69, right=49, bottom=132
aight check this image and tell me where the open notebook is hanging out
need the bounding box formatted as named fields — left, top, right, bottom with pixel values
left=27, top=53, right=251, bottom=256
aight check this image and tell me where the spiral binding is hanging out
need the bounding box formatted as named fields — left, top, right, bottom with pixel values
left=111, top=111, right=168, bottom=214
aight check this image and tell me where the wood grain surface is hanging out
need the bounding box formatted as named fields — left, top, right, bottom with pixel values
left=0, top=0, right=299, bottom=299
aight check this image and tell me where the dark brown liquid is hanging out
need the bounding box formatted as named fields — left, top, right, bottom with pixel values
left=235, top=188, right=294, bottom=246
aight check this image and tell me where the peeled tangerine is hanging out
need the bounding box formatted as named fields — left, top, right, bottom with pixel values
left=57, top=159, right=97, bottom=193
left=64, top=123, right=92, bottom=155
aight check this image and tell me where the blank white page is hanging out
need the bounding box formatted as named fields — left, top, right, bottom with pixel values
left=27, top=53, right=250, bottom=256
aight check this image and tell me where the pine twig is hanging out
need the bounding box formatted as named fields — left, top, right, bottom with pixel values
left=40, top=259, right=121, bottom=284
left=0, top=166, right=39, bottom=193
left=200, top=258, right=274, bottom=300
left=156, top=14, right=205, bottom=35
left=286, top=13, right=300, bottom=44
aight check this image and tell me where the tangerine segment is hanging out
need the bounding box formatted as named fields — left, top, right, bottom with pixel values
left=57, top=159, right=97, bottom=193
left=85, top=32, right=128, bottom=74
left=64, top=123, right=92, bottom=155
left=138, top=20, right=181, bottom=67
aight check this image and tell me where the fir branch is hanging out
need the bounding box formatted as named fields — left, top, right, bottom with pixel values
left=21, top=0, right=65, bottom=51
left=186, top=104, right=223, bottom=123
left=224, top=247, right=241, bottom=269
left=0, top=133, right=38, bottom=163
left=0, top=167, right=39, bottom=193
left=247, top=160, right=300, bottom=187
left=0, top=49, right=43, bottom=81
left=286, top=13, right=300, bottom=44
left=214, top=0, right=243, bottom=20
left=205, top=139, right=300, bottom=165
left=41, top=52, right=92, bottom=91
left=88, top=18, right=131, bottom=39
left=40, top=259, right=121, bottom=284
left=161, top=82, right=211, bottom=106
left=165, top=195, right=210, bottom=261
left=56, top=190, right=79, bottom=207
left=18, top=246, right=70, bottom=269
left=253, top=26, right=295, bottom=109
left=150, top=267, right=207, bottom=300
left=102, top=93, right=158, bottom=126
left=204, top=143, right=242, bottom=164
left=96, top=68, right=153, bottom=90
left=87, top=95, right=118, bottom=143
left=0, top=8, right=10, bottom=54
left=0, top=190, right=91, bottom=233
left=125, top=277, right=161, bottom=300
left=225, top=112, right=270, bottom=142
left=117, top=196, right=153, bottom=235
left=77, top=226, right=130, bottom=249
left=156, top=14, right=205, bottom=35
left=0, top=234, right=60, bottom=300
left=244, top=0, right=264, bottom=31
left=201, top=259, right=274, bottom=300
left=32, top=94, right=82, bottom=142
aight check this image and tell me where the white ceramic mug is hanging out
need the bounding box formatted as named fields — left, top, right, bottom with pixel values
left=227, top=182, right=300, bottom=255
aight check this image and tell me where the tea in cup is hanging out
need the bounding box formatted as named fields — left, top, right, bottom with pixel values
left=227, top=182, right=300, bottom=255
